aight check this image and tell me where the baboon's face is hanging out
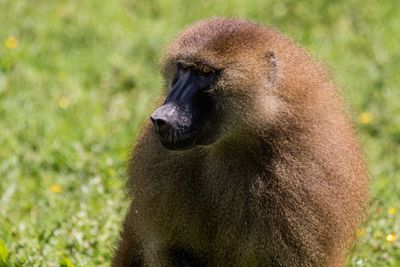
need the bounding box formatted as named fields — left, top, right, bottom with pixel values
left=150, top=61, right=221, bottom=151
left=150, top=57, right=272, bottom=151
left=150, top=19, right=278, bottom=151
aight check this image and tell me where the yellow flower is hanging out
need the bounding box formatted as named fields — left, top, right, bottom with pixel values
left=58, top=96, right=70, bottom=109
left=50, top=184, right=62, bottom=193
left=358, top=112, right=372, bottom=125
left=5, top=36, right=18, bottom=49
left=388, top=207, right=397, bottom=215
left=356, top=228, right=365, bottom=237
left=386, top=233, right=396, bottom=243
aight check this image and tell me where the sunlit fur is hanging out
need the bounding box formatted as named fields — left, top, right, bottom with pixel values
left=112, top=18, right=369, bottom=267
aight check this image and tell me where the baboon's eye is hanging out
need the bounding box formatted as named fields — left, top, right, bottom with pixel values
left=177, top=62, right=190, bottom=72
left=170, top=62, right=218, bottom=89
left=195, top=67, right=215, bottom=77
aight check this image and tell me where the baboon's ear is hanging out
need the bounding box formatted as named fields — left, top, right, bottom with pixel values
left=266, top=49, right=278, bottom=87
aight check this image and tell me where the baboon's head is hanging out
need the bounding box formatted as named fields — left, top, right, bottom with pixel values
left=150, top=18, right=282, bottom=150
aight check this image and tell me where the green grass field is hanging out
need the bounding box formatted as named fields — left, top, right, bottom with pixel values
left=0, top=0, right=399, bottom=266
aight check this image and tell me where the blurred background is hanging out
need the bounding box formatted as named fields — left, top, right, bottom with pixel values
left=0, top=0, right=399, bottom=266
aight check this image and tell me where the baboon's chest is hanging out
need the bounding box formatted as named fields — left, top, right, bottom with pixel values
left=156, top=167, right=263, bottom=250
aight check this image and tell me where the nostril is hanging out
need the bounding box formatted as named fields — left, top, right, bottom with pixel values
left=155, top=119, right=167, bottom=127
left=150, top=115, right=171, bottom=135
left=155, top=119, right=170, bottom=133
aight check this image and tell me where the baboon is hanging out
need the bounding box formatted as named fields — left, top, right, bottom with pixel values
left=112, top=18, right=368, bottom=267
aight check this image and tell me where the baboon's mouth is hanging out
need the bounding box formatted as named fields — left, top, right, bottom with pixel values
left=158, top=129, right=199, bottom=151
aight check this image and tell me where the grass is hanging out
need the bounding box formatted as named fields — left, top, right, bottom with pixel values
left=0, top=0, right=399, bottom=266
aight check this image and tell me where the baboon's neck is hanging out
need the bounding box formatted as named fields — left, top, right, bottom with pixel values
left=206, top=121, right=315, bottom=169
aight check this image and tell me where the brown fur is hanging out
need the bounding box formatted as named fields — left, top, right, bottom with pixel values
left=112, top=18, right=368, bottom=267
